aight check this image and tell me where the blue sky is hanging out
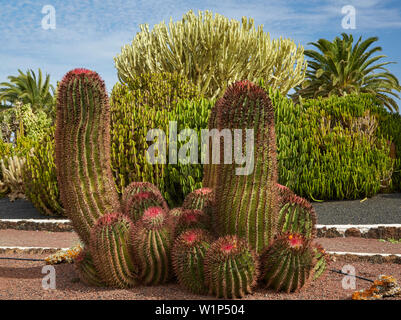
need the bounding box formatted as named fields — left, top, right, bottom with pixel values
left=1, top=0, right=401, bottom=108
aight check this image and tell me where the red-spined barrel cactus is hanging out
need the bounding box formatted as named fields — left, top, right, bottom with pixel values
left=261, top=233, right=315, bottom=293
left=205, top=80, right=279, bottom=253
left=89, top=212, right=139, bottom=288
left=182, top=187, right=214, bottom=212
left=132, top=206, right=173, bottom=285
left=121, top=182, right=168, bottom=212
left=55, top=69, right=120, bottom=244
left=124, top=190, right=168, bottom=222
left=172, top=229, right=213, bottom=294
left=277, top=193, right=317, bottom=239
left=74, top=248, right=105, bottom=287
left=204, top=235, right=259, bottom=299
left=175, top=209, right=210, bottom=236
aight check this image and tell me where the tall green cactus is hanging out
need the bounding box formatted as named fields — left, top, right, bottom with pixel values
left=55, top=69, right=120, bottom=244
left=261, top=233, right=315, bottom=292
left=204, top=235, right=259, bottom=299
left=206, top=80, right=279, bottom=253
left=172, top=228, right=213, bottom=294
left=89, top=212, right=139, bottom=288
left=132, top=206, right=173, bottom=285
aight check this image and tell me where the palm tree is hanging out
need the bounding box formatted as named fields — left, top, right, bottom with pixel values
left=293, top=33, right=400, bottom=112
left=0, top=69, right=55, bottom=115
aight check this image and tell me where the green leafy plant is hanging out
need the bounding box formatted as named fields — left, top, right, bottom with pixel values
left=110, top=73, right=212, bottom=207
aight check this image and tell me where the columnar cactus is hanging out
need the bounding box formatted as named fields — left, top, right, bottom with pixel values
left=261, top=233, right=315, bottom=292
left=132, top=206, right=173, bottom=285
left=204, top=235, right=259, bottom=299
left=89, top=212, right=139, bottom=288
left=205, top=80, right=279, bottom=253
left=55, top=69, right=120, bottom=244
left=75, top=248, right=105, bottom=287
left=277, top=193, right=317, bottom=239
left=172, top=229, right=213, bottom=294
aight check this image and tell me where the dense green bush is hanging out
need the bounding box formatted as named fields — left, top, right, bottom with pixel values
left=110, top=72, right=213, bottom=206
left=269, top=89, right=396, bottom=199
left=22, top=127, right=64, bottom=216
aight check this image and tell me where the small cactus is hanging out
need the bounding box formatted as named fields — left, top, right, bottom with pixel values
left=175, top=209, right=210, bottom=236
left=74, top=248, right=105, bottom=287
left=312, top=244, right=329, bottom=280
left=277, top=193, right=317, bottom=239
left=121, top=182, right=167, bottom=211
left=89, top=212, right=139, bottom=288
left=124, top=190, right=168, bottom=222
left=131, top=206, right=173, bottom=285
left=261, top=233, right=315, bottom=293
left=172, top=229, right=213, bottom=294
left=204, top=235, right=259, bottom=299
left=182, top=188, right=214, bottom=212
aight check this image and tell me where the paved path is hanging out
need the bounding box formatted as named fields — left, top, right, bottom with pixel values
left=1, top=193, right=400, bottom=225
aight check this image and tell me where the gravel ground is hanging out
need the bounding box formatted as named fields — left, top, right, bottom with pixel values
left=1, top=193, right=400, bottom=225
left=0, top=253, right=399, bottom=300
left=313, top=193, right=401, bottom=225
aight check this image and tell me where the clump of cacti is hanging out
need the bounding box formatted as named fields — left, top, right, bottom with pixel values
left=54, top=69, right=327, bottom=298
left=90, top=212, right=139, bottom=288
left=0, top=155, right=26, bottom=201
left=205, top=80, right=279, bottom=253
left=131, top=206, right=173, bottom=285
left=55, top=68, right=120, bottom=244
left=172, top=229, right=213, bottom=294
left=260, top=233, right=315, bottom=293
left=204, top=235, right=259, bottom=299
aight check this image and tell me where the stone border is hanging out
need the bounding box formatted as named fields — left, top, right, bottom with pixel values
left=316, top=224, right=401, bottom=239
left=0, top=246, right=67, bottom=254
left=0, top=219, right=73, bottom=232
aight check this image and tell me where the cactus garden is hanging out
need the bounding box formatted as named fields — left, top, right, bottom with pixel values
left=1, top=6, right=401, bottom=303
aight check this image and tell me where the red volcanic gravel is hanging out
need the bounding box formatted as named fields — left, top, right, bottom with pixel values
left=0, top=253, right=400, bottom=300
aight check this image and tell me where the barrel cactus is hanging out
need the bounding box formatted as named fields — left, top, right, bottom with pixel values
left=172, top=228, right=213, bottom=294
left=204, top=235, right=259, bottom=299
left=205, top=80, right=279, bottom=253
left=89, top=212, right=139, bottom=288
left=55, top=68, right=120, bottom=244
left=131, top=206, right=173, bottom=285
left=74, top=248, right=105, bottom=287
left=261, top=233, right=315, bottom=293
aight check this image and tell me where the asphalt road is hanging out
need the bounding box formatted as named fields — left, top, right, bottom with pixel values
left=0, top=193, right=400, bottom=224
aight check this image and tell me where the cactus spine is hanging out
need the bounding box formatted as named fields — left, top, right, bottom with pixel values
left=55, top=69, right=120, bottom=244
left=206, top=80, right=279, bottom=253
left=132, top=207, right=173, bottom=285
left=261, top=233, right=315, bottom=292
left=172, top=229, right=213, bottom=294
left=204, top=235, right=259, bottom=299
left=89, top=212, right=139, bottom=288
